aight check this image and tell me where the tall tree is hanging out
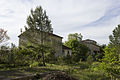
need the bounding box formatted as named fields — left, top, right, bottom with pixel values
left=100, top=25, right=120, bottom=79
left=65, top=33, right=88, bottom=62
left=109, top=25, right=120, bottom=54
left=25, top=6, right=53, bottom=66
left=109, top=25, right=120, bottom=45
left=0, top=28, right=9, bottom=44
left=65, top=39, right=88, bottom=62
left=68, top=33, right=83, bottom=42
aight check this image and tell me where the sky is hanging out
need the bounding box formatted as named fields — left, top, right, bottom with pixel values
left=0, top=0, right=120, bottom=46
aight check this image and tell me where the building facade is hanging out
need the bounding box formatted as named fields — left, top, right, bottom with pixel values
left=62, top=45, right=72, bottom=56
left=18, top=30, right=63, bottom=57
left=81, top=39, right=100, bottom=55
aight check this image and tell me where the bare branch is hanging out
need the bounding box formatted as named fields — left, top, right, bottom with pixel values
left=0, top=28, right=10, bottom=44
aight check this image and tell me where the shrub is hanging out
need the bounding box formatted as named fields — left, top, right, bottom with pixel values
left=45, top=48, right=57, bottom=64
left=87, top=55, right=93, bottom=65
left=58, top=54, right=72, bottom=65
left=99, top=46, right=120, bottom=79
left=29, top=62, right=39, bottom=68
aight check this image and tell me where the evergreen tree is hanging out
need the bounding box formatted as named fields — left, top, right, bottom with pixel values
left=100, top=25, right=120, bottom=79
left=109, top=25, right=120, bottom=46
left=109, top=25, right=120, bottom=54
left=25, top=6, right=53, bottom=66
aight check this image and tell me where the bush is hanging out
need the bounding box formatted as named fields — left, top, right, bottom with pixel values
left=87, top=55, right=93, bottom=65
left=91, top=62, right=100, bottom=71
left=99, top=46, right=120, bottom=79
left=95, top=53, right=104, bottom=61
left=58, top=54, right=72, bottom=65
left=45, top=48, right=57, bottom=64
left=0, top=46, right=9, bottom=64
left=0, top=44, right=39, bottom=68
left=29, top=62, right=39, bottom=68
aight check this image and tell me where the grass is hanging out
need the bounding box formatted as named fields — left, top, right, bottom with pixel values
left=0, top=62, right=111, bottom=80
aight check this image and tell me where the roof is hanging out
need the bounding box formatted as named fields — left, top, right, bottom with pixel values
left=81, top=39, right=100, bottom=48
left=49, top=33, right=63, bottom=38
left=82, top=39, right=97, bottom=43
left=18, top=30, right=63, bottom=38
left=62, top=45, right=72, bottom=50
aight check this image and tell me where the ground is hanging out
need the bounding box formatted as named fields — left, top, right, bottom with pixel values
left=0, top=62, right=111, bottom=80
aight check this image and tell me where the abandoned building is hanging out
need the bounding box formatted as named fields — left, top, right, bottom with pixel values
left=18, top=29, right=71, bottom=57
left=62, top=45, right=72, bottom=56
left=81, top=39, right=101, bottom=55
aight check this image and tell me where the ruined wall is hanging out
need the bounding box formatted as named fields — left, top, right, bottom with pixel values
left=19, top=31, right=62, bottom=57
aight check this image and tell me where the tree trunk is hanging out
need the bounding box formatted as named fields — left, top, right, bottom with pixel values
left=42, top=52, right=45, bottom=66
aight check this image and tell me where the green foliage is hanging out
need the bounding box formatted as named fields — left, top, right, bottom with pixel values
left=9, top=45, right=36, bottom=67
left=109, top=25, right=120, bottom=46
left=65, top=39, right=89, bottom=62
left=98, top=25, right=120, bottom=79
left=68, top=33, right=83, bottom=42
left=0, top=62, right=110, bottom=80
left=87, top=55, right=93, bottom=65
left=27, top=44, right=50, bottom=65
left=45, top=48, right=57, bottom=64
left=0, top=43, right=38, bottom=67
left=24, top=6, right=53, bottom=66
left=0, top=43, right=58, bottom=68
left=100, top=44, right=106, bottom=50
left=99, top=46, right=120, bottom=78
left=91, top=62, right=100, bottom=71
left=65, top=54, right=72, bottom=64
left=26, top=6, right=52, bottom=33
left=29, top=62, right=39, bottom=68
left=58, top=54, right=72, bottom=64
left=0, top=46, right=9, bottom=63
left=95, top=53, right=104, bottom=61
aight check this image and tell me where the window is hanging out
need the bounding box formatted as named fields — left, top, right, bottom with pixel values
left=62, top=50, right=64, bottom=53
left=68, top=51, right=69, bottom=54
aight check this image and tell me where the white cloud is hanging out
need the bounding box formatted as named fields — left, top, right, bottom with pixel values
left=0, top=0, right=120, bottom=46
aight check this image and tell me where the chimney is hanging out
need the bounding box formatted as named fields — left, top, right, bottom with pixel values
left=51, top=28, right=53, bottom=34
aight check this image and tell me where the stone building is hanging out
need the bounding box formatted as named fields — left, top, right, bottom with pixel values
left=62, top=45, right=72, bottom=56
left=18, top=30, right=63, bottom=57
left=81, top=39, right=100, bottom=55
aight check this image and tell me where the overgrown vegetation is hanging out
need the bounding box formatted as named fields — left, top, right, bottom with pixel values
left=65, top=38, right=89, bottom=62
left=98, top=25, right=120, bottom=79
left=0, top=6, right=120, bottom=80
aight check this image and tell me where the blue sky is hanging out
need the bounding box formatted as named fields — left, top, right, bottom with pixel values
left=0, top=0, right=120, bottom=45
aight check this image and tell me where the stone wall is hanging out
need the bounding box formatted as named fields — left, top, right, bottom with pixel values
left=18, top=30, right=62, bottom=57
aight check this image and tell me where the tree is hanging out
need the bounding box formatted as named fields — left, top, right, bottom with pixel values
left=45, top=48, right=57, bottom=64
left=24, top=6, right=53, bottom=66
left=65, top=39, right=88, bottom=62
left=0, top=29, right=9, bottom=64
left=0, top=45, right=9, bottom=63
left=109, top=25, right=120, bottom=54
left=0, top=28, right=9, bottom=44
left=100, top=46, right=120, bottom=79
left=109, top=25, right=120, bottom=45
left=100, top=25, right=120, bottom=79
left=68, top=33, right=83, bottom=42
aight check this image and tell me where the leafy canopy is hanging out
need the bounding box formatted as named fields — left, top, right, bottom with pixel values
left=65, top=39, right=88, bottom=62
left=68, top=33, right=83, bottom=42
